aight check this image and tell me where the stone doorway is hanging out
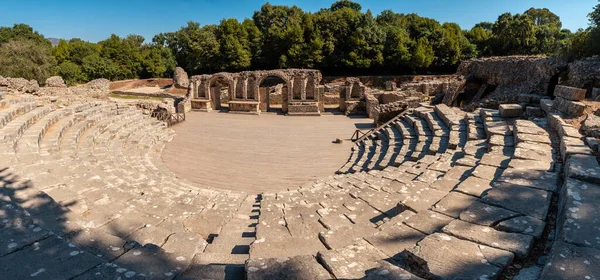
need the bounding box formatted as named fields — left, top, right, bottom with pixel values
left=259, top=76, right=288, bottom=113
left=209, top=76, right=232, bottom=111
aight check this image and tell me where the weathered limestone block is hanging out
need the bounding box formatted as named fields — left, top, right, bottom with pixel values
left=0, top=236, right=103, bottom=279
left=442, top=219, right=534, bottom=258
left=317, top=239, right=389, bottom=279
left=455, top=176, right=493, bottom=197
left=364, top=261, right=424, bottom=280
left=246, top=255, right=330, bottom=280
left=558, top=178, right=600, bottom=250
left=539, top=242, right=600, bottom=280
left=459, top=200, right=520, bottom=227
left=554, top=97, right=586, bottom=117
left=499, top=104, right=523, bottom=117
left=582, top=113, right=600, bottom=138
left=173, top=67, right=189, bottom=88
left=540, top=98, right=553, bottom=113
left=45, top=76, right=66, bottom=87
left=432, top=191, right=477, bottom=218
left=494, top=168, right=558, bottom=191
left=403, top=210, right=454, bottom=235
left=402, top=233, right=513, bottom=280
left=554, top=85, right=586, bottom=101
left=565, top=154, right=600, bottom=184
left=561, top=136, right=592, bottom=160
left=525, top=106, right=543, bottom=117
left=482, top=182, right=552, bottom=220
left=495, top=215, right=546, bottom=238
left=586, top=136, right=599, bottom=151
left=365, top=223, right=425, bottom=260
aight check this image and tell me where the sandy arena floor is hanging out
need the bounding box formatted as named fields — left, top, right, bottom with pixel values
left=161, top=112, right=374, bottom=192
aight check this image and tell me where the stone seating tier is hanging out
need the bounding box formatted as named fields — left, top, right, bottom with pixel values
left=0, top=95, right=596, bottom=279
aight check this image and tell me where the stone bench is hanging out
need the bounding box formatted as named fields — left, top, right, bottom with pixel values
left=228, top=100, right=260, bottom=115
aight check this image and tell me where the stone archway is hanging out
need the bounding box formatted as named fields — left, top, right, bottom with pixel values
left=208, top=73, right=234, bottom=110
left=257, top=75, right=289, bottom=113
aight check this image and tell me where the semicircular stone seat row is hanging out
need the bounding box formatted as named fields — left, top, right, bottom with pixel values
left=0, top=97, right=252, bottom=279
left=0, top=95, right=598, bottom=279
left=249, top=104, right=574, bottom=279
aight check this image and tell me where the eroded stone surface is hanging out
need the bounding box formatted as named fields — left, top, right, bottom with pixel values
left=459, top=200, right=520, bottom=227
left=403, top=233, right=514, bottom=280
left=559, top=178, right=600, bottom=250
left=442, top=219, right=533, bottom=258
left=566, top=154, right=600, bottom=184
left=246, top=255, right=330, bottom=280
left=539, top=242, right=600, bottom=280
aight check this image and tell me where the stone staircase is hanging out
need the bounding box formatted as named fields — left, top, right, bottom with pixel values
left=0, top=92, right=599, bottom=279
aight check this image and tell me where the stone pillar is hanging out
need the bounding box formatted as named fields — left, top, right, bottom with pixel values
left=301, top=77, right=307, bottom=100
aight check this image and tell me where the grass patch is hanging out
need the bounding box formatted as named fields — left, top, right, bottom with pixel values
left=110, top=93, right=165, bottom=101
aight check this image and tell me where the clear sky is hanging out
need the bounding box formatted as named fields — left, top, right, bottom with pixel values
left=0, top=0, right=596, bottom=43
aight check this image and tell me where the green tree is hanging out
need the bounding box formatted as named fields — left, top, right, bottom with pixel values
left=377, top=10, right=412, bottom=68
left=140, top=45, right=176, bottom=78
left=0, top=24, right=51, bottom=47
left=252, top=3, right=307, bottom=68
left=330, top=0, right=362, bottom=12
left=410, top=37, right=435, bottom=68
left=590, top=1, right=600, bottom=27
left=466, top=26, right=492, bottom=56
left=81, top=53, right=118, bottom=80
left=67, top=39, right=101, bottom=65
left=0, top=38, right=56, bottom=83
left=99, top=34, right=144, bottom=79
left=217, top=18, right=252, bottom=70
left=52, top=39, right=70, bottom=64
left=154, top=22, right=221, bottom=73
left=491, top=13, right=537, bottom=55
left=56, top=61, right=84, bottom=85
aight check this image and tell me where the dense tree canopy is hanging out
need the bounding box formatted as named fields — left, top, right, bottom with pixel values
left=1, top=0, right=600, bottom=84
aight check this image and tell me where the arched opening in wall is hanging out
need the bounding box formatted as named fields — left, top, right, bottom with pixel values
left=209, top=76, right=231, bottom=110
left=547, top=73, right=560, bottom=98
left=259, top=76, right=288, bottom=113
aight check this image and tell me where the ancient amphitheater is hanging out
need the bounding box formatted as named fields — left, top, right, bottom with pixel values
left=1, top=56, right=599, bottom=280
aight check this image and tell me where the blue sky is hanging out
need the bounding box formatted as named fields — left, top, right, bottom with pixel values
left=0, top=0, right=596, bottom=42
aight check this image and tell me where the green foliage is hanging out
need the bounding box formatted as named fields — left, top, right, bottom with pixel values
left=140, top=45, right=176, bottom=78
left=0, top=24, right=51, bottom=47
left=330, top=0, right=362, bottom=12
left=5, top=4, right=600, bottom=80
left=217, top=19, right=252, bottom=70
left=590, top=1, right=600, bottom=27
left=410, top=37, right=435, bottom=68
left=56, top=61, right=84, bottom=85
left=81, top=53, right=118, bottom=80
left=558, top=1, right=600, bottom=60
left=0, top=38, right=56, bottom=83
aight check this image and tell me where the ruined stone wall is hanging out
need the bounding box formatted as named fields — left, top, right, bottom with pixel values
left=0, top=76, right=110, bottom=99
left=454, top=56, right=566, bottom=109
left=188, top=69, right=323, bottom=113
left=567, top=56, right=600, bottom=95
